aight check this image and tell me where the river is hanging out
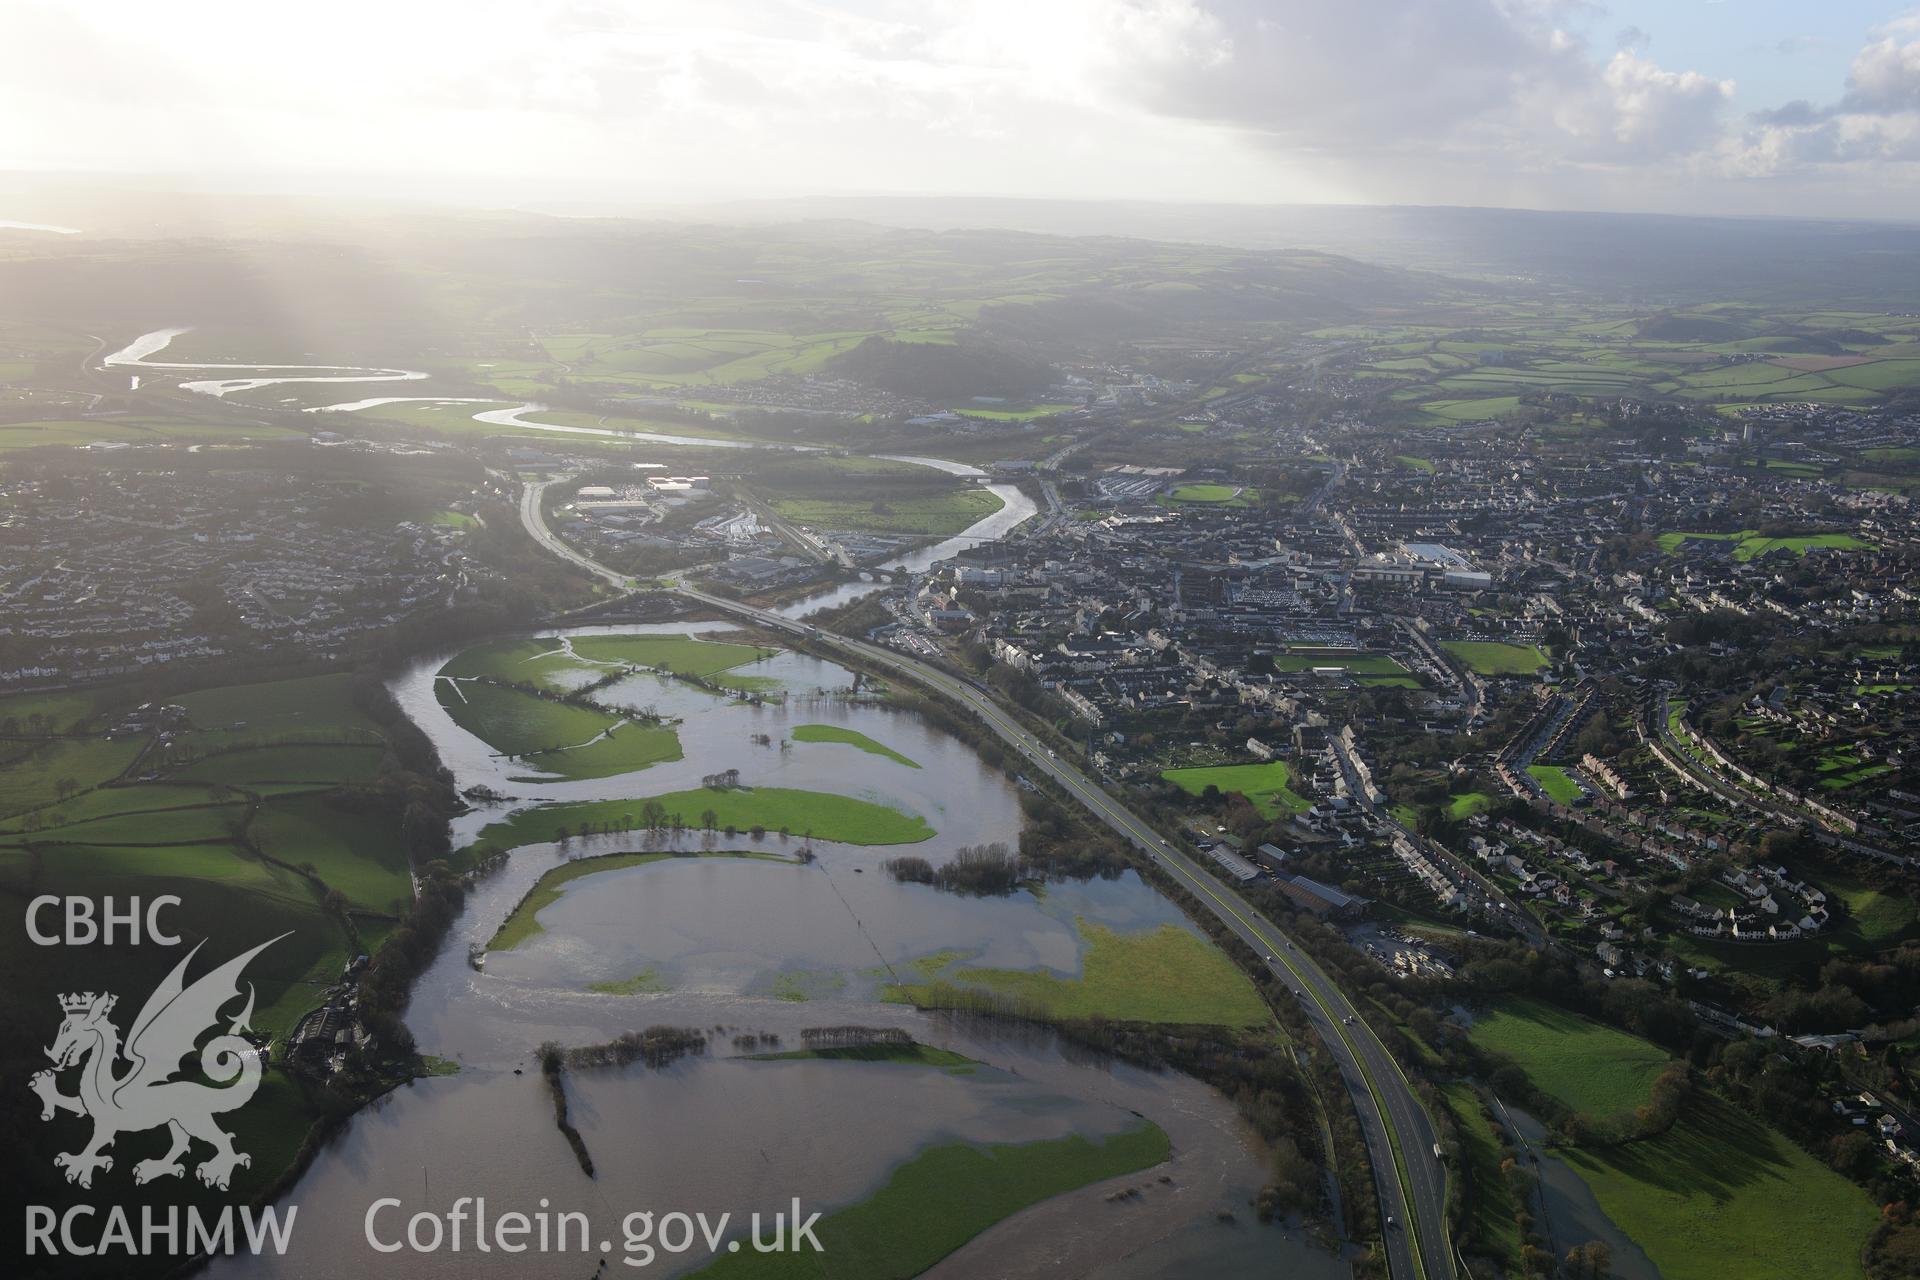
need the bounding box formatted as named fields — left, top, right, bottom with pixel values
left=101, top=329, right=1037, bottom=610
left=203, top=623, right=1343, bottom=1279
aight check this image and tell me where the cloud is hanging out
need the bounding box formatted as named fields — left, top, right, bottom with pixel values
left=0, top=0, right=1910, bottom=212
left=1073, top=0, right=1732, bottom=171
left=1842, top=15, right=1920, bottom=114
left=1729, top=15, right=1920, bottom=175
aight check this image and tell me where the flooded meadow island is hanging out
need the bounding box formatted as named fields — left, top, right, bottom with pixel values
left=210, top=621, right=1347, bottom=1279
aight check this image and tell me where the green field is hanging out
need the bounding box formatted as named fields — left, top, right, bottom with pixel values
left=1470, top=996, right=1670, bottom=1118
left=1442, top=1082, right=1524, bottom=1271
left=1161, top=760, right=1312, bottom=816
left=0, top=736, right=147, bottom=819
left=1527, top=765, right=1584, bottom=806
left=477, top=786, right=937, bottom=850
left=489, top=850, right=791, bottom=950
left=515, top=722, right=683, bottom=781
left=1420, top=395, right=1523, bottom=421
left=1163, top=483, right=1243, bottom=503
left=172, top=744, right=386, bottom=786
left=770, top=488, right=1004, bottom=535
left=1447, top=791, right=1494, bottom=820
left=438, top=637, right=595, bottom=691
left=791, top=724, right=919, bottom=768
left=1657, top=529, right=1874, bottom=561
left=567, top=632, right=778, bottom=679
left=953, top=402, right=1077, bottom=421
left=690, top=1124, right=1169, bottom=1280
left=177, top=672, right=384, bottom=742
left=1272, top=653, right=1411, bottom=676
left=1559, top=1093, right=1877, bottom=1280
left=889, top=920, right=1271, bottom=1026
left=1442, top=641, right=1550, bottom=676
left=436, top=675, right=686, bottom=781
left=436, top=678, right=616, bottom=754
left=251, top=792, right=414, bottom=914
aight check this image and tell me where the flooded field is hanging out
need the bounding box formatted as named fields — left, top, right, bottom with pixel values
left=214, top=623, right=1345, bottom=1279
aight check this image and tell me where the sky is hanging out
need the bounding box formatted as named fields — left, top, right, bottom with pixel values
left=5, top=0, right=1920, bottom=219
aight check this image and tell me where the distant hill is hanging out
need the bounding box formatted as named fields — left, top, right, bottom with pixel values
left=828, top=337, right=1055, bottom=400
left=675, top=196, right=1920, bottom=307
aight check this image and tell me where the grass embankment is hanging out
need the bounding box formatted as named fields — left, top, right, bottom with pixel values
left=1442, top=1082, right=1525, bottom=1272
left=489, top=849, right=794, bottom=950
left=1442, top=640, right=1549, bottom=676
left=748, top=1042, right=977, bottom=1067
left=888, top=919, right=1271, bottom=1027
left=1160, top=760, right=1312, bottom=816
left=1470, top=996, right=1671, bottom=1119
left=690, top=1125, right=1170, bottom=1280
left=479, top=786, right=936, bottom=851
left=791, top=724, right=919, bottom=768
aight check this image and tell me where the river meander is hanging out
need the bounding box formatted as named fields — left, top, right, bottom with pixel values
left=206, top=622, right=1347, bottom=1279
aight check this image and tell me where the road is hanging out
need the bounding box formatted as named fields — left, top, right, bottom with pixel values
left=518, top=477, right=1453, bottom=1280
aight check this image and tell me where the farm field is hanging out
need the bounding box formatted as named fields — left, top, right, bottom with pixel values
left=435, top=678, right=624, bottom=759
left=177, top=672, right=386, bottom=742
left=251, top=792, right=415, bottom=914
left=689, top=1124, right=1170, bottom=1280
left=489, top=849, right=793, bottom=950
left=1161, top=760, right=1313, bottom=816
left=1342, top=304, right=1920, bottom=423
left=1, top=669, right=418, bottom=1056
left=568, top=632, right=779, bottom=679
left=1442, top=641, right=1549, bottom=676
left=171, top=743, right=386, bottom=786
left=1560, top=1093, right=1877, bottom=1280
left=889, top=920, right=1272, bottom=1026
left=791, top=723, right=920, bottom=768
left=515, top=722, right=683, bottom=781
left=476, top=786, right=938, bottom=849
left=1469, top=996, right=1670, bottom=1119
left=439, top=637, right=595, bottom=691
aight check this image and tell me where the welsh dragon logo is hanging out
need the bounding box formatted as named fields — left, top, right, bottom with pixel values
left=30, top=934, right=285, bottom=1191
